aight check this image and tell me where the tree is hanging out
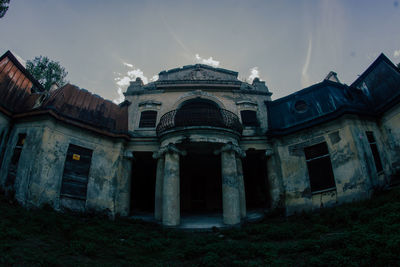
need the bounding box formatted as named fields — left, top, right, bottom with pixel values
left=0, top=0, right=10, bottom=18
left=26, top=56, right=68, bottom=91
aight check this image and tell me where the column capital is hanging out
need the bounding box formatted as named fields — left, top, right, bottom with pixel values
left=214, top=142, right=246, bottom=158
left=153, top=143, right=187, bottom=159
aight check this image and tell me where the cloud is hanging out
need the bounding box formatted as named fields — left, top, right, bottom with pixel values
left=123, top=62, right=134, bottom=68
left=248, top=67, right=259, bottom=82
left=150, top=75, right=159, bottom=82
left=195, top=54, right=220, bottom=67
left=113, top=62, right=156, bottom=104
left=301, top=36, right=313, bottom=88
left=394, top=49, right=400, bottom=58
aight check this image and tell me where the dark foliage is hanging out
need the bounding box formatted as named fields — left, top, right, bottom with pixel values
left=1, top=188, right=400, bottom=266
left=0, top=0, right=10, bottom=18
left=26, top=56, right=68, bottom=91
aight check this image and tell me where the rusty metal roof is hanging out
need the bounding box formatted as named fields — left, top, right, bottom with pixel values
left=0, top=51, right=44, bottom=113
left=0, top=50, right=128, bottom=136
left=42, top=84, right=128, bottom=134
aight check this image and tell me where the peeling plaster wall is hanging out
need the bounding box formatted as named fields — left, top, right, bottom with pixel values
left=379, top=103, right=400, bottom=178
left=0, top=116, right=130, bottom=217
left=270, top=115, right=386, bottom=215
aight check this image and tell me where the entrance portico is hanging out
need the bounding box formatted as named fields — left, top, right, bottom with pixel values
left=153, top=141, right=246, bottom=226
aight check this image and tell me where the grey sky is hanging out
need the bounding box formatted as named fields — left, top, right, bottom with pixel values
left=1, top=0, right=399, bottom=102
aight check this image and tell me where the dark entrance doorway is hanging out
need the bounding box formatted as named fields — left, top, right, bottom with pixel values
left=242, top=150, right=270, bottom=210
left=130, top=152, right=157, bottom=214
left=180, top=152, right=222, bottom=213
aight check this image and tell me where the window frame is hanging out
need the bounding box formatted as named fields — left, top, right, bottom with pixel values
left=304, top=142, right=336, bottom=194
left=365, top=131, right=383, bottom=174
left=60, top=144, right=93, bottom=200
left=5, top=133, right=27, bottom=187
left=138, top=110, right=158, bottom=129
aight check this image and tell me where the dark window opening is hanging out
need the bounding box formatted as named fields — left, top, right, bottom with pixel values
left=130, top=152, right=157, bottom=214
left=61, top=144, right=93, bottom=200
left=366, top=131, right=383, bottom=173
left=242, top=150, right=270, bottom=210
left=0, top=131, right=4, bottom=147
left=180, top=153, right=222, bottom=213
left=294, top=100, right=309, bottom=113
left=304, top=142, right=336, bottom=193
left=5, top=133, right=26, bottom=187
left=139, top=111, right=157, bottom=128
left=240, top=110, right=259, bottom=127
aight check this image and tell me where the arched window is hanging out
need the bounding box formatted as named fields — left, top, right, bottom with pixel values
left=139, top=110, right=157, bottom=128
left=175, top=99, right=223, bottom=127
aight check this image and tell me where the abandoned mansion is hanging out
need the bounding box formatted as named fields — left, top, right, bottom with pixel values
left=0, top=50, right=399, bottom=227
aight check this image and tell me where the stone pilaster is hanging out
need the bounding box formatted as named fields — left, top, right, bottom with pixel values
left=153, top=156, right=164, bottom=221
left=265, top=148, right=284, bottom=210
left=236, top=156, right=246, bottom=218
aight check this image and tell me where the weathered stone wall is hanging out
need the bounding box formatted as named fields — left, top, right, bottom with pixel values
left=269, top=115, right=390, bottom=215
left=0, top=116, right=131, bottom=217
left=379, top=103, right=400, bottom=179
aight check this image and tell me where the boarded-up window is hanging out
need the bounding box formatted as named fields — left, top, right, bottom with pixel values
left=240, top=110, right=259, bottom=127
left=60, top=144, right=93, bottom=199
left=304, top=142, right=336, bottom=193
left=139, top=111, right=157, bottom=128
left=5, top=133, right=26, bottom=187
left=366, top=131, right=383, bottom=173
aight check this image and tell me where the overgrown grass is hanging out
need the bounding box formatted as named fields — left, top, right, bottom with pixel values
left=1, top=189, right=400, bottom=266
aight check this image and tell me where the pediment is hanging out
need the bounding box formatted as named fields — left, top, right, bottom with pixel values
left=158, top=64, right=239, bottom=81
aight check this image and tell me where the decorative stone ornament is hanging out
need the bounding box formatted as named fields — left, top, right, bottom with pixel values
left=214, top=142, right=246, bottom=158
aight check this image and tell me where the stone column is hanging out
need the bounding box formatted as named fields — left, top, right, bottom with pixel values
left=155, top=144, right=186, bottom=227
left=153, top=156, right=164, bottom=221
left=163, top=152, right=180, bottom=226
left=236, top=156, right=246, bottom=219
left=215, top=142, right=246, bottom=225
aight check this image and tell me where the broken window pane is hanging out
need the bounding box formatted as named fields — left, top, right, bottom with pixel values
left=5, top=133, right=27, bottom=187
left=304, top=142, right=336, bottom=193
left=365, top=131, right=383, bottom=173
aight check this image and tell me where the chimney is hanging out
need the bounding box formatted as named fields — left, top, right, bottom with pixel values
left=324, top=71, right=341, bottom=83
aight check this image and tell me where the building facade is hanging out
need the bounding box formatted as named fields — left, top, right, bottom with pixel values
left=0, top=50, right=399, bottom=226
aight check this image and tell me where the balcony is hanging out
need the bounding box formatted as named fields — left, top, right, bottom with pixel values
left=156, top=107, right=243, bottom=135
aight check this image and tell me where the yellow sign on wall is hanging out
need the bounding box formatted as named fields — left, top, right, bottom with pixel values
left=72, top=154, right=80, bottom=161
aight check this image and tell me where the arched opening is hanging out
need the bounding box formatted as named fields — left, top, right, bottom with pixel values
left=175, top=98, right=224, bottom=128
